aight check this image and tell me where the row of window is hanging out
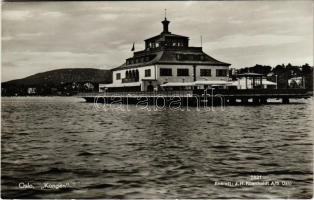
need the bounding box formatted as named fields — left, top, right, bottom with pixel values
left=159, top=68, right=228, bottom=77
left=164, top=41, right=185, bottom=47
left=116, top=70, right=140, bottom=80
left=116, top=68, right=228, bottom=80
left=126, top=57, right=150, bottom=65
left=146, top=40, right=187, bottom=49
left=176, top=54, right=205, bottom=61
left=147, top=42, right=160, bottom=48
left=116, top=69, right=150, bottom=80
left=126, top=53, right=206, bottom=65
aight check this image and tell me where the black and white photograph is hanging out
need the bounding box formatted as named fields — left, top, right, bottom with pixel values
left=1, top=1, right=313, bottom=199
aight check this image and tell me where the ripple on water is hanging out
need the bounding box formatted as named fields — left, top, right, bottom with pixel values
left=1, top=97, right=313, bottom=199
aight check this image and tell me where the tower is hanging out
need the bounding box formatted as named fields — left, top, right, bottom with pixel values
left=162, top=18, right=170, bottom=34
left=161, top=9, right=170, bottom=34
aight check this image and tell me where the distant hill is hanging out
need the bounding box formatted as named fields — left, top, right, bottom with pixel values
left=3, top=68, right=112, bottom=86
left=2, top=68, right=112, bottom=96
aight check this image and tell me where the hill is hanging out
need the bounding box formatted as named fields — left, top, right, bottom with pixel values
left=2, top=68, right=112, bottom=96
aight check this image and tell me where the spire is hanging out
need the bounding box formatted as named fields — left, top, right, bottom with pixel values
left=162, top=9, right=170, bottom=33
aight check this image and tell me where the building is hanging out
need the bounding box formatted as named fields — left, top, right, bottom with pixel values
left=27, top=87, right=36, bottom=95
left=83, top=82, right=95, bottom=91
left=100, top=17, right=231, bottom=92
left=288, top=77, right=305, bottom=88
left=230, top=73, right=277, bottom=89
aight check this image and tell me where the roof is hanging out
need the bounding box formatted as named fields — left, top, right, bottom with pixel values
left=111, top=51, right=164, bottom=71
left=237, top=73, right=264, bottom=77
left=289, top=77, right=303, bottom=80
left=160, top=82, right=195, bottom=87
left=194, top=80, right=232, bottom=85
left=99, top=82, right=141, bottom=88
left=157, top=49, right=230, bottom=66
left=161, top=81, right=232, bottom=87
left=262, top=80, right=277, bottom=85
left=110, top=17, right=231, bottom=71
left=145, top=32, right=189, bottom=41
left=112, top=48, right=230, bottom=71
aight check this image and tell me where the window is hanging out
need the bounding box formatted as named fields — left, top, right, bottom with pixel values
left=200, top=69, right=211, bottom=77
left=216, top=69, right=228, bottom=77
left=116, top=73, right=121, bottom=80
left=160, top=68, right=172, bottom=76
left=177, top=68, right=189, bottom=76
left=145, top=69, right=151, bottom=77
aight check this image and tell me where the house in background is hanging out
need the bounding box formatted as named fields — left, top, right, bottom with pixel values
left=231, top=73, right=277, bottom=89
left=288, top=77, right=305, bottom=88
left=83, top=82, right=95, bottom=91
left=27, top=87, right=36, bottom=95
left=100, top=17, right=231, bottom=92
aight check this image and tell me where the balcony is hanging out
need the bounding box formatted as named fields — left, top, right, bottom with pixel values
left=122, top=78, right=139, bottom=83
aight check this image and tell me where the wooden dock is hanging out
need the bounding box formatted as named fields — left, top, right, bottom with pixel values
left=80, top=89, right=313, bottom=106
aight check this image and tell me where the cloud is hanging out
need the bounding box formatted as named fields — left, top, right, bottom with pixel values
left=211, top=41, right=313, bottom=68
left=205, top=34, right=304, bottom=50
left=41, top=11, right=64, bottom=18
left=2, top=51, right=121, bottom=81
left=1, top=1, right=313, bottom=82
left=2, top=10, right=32, bottom=21
left=2, top=36, right=13, bottom=41
left=99, top=13, right=119, bottom=20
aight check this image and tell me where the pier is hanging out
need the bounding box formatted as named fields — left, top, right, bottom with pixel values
left=80, top=89, right=312, bottom=106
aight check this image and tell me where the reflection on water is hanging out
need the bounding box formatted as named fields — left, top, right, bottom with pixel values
left=1, top=97, right=313, bottom=198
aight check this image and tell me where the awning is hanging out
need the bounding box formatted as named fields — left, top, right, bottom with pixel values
left=262, top=80, right=277, bottom=85
left=160, top=82, right=195, bottom=87
left=99, top=82, right=141, bottom=88
left=230, top=81, right=239, bottom=86
left=160, top=81, right=234, bottom=87
left=194, top=80, right=232, bottom=85
left=237, top=73, right=264, bottom=77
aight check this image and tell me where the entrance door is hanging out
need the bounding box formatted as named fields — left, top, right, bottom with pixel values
left=147, top=85, right=154, bottom=91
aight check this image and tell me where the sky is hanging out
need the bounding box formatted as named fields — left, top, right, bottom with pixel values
left=2, top=1, right=313, bottom=82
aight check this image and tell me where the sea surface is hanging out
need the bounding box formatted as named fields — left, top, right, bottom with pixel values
left=1, top=97, right=313, bottom=199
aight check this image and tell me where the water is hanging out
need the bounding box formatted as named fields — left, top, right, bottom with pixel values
left=1, top=97, right=313, bottom=199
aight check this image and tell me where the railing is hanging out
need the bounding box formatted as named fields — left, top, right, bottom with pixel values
left=78, top=90, right=193, bottom=97
left=193, top=88, right=313, bottom=96
left=122, top=78, right=138, bottom=83
left=78, top=89, right=313, bottom=98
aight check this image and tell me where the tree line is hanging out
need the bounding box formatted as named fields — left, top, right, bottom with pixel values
left=230, top=63, right=313, bottom=90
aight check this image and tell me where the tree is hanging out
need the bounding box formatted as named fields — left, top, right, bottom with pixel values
left=301, top=63, right=312, bottom=75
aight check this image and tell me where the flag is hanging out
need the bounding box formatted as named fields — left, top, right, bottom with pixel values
left=131, top=42, right=135, bottom=51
